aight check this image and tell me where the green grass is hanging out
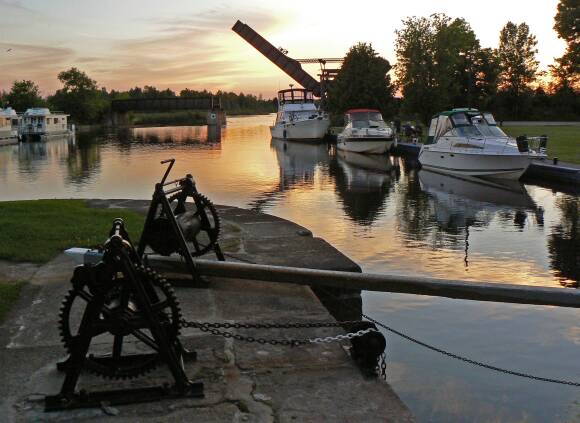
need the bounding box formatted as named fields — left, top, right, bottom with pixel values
left=503, top=125, right=580, bottom=164
left=0, top=200, right=145, bottom=263
left=0, top=281, right=24, bottom=323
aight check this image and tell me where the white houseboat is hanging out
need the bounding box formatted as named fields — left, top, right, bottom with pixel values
left=419, top=108, right=547, bottom=180
left=270, top=88, right=330, bottom=142
left=20, top=108, right=72, bottom=142
left=0, top=107, right=19, bottom=141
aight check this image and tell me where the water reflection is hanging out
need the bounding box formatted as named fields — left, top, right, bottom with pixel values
left=63, top=134, right=101, bottom=184
left=548, top=195, right=579, bottom=287
left=1, top=117, right=579, bottom=423
left=248, top=138, right=330, bottom=212
left=330, top=150, right=396, bottom=225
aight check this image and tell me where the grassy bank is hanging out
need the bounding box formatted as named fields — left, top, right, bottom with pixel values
left=0, top=200, right=145, bottom=263
left=503, top=126, right=579, bottom=164
left=0, top=281, right=24, bottom=323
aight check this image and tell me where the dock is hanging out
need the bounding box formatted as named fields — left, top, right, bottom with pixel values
left=0, top=199, right=415, bottom=422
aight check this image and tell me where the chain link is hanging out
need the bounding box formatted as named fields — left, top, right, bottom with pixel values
left=181, top=319, right=377, bottom=347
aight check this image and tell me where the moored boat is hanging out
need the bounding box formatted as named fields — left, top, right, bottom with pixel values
left=20, top=108, right=73, bottom=142
left=270, top=88, right=330, bottom=142
left=419, top=108, right=547, bottom=180
left=0, top=107, right=19, bottom=141
left=337, top=109, right=395, bottom=154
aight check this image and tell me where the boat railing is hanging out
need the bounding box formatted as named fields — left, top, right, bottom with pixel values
left=516, top=135, right=548, bottom=155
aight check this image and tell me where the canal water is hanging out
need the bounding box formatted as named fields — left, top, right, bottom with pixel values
left=1, top=115, right=578, bottom=422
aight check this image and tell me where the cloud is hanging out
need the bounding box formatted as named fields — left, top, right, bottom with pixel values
left=90, top=7, right=289, bottom=94
left=0, top=42, right=74, bottom=91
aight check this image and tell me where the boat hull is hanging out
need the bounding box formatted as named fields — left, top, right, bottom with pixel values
left=337, top=137, right=394, bottom=154
left=270, top=118, right=329, bottom=141
left=418, top=148, right=532, bottom=180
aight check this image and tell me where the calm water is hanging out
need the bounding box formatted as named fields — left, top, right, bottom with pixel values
left=1, top=115, right=578, bottom=422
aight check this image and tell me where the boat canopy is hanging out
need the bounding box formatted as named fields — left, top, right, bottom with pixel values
left=277, top=89, right=315, bottom=104
left=427, top=108, right=507, bottom=143
left=344, top=109, right=385, bottom=128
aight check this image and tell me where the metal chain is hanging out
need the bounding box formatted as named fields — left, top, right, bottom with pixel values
left=360, top=313, right=580, bottom=387
left=181, top=319, right=377, bottom=346
left=210, top=259, right=580, bottom=387
left=180, top=319, right=364, bottom=330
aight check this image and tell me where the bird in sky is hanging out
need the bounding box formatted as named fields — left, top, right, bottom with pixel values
left=6, top=48, right=12, bottom=52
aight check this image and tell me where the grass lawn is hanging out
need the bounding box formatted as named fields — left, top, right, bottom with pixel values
left=0, top=281, right=24, bottom=323
left=503, top=126, right=580, bottom=164
left=0, top=199, right=145, bottom=263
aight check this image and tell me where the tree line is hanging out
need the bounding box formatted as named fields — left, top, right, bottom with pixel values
left=1, top=0, right=577, bottom=125
left=0, top=71, right=276, bottom=124
left=328, top=0, right=578, bottom=123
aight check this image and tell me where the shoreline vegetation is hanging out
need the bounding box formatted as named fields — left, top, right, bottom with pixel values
left=0, top=199, right=144, bottom=322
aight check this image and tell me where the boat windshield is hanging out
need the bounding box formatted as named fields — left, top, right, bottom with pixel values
left=453, top=125, right=483, bottom=138
left=470, top=114, right=508, bottom=138
left=350, top=112, right=385, bottom=128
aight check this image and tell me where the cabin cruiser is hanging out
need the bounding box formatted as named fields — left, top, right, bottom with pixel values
left=337, top=109, right=395, bottom=154
left=419, top=108, right=546, bottom=180
left=270, top=88, right=329, bottom=141
left=0, top=107, right=19, bottom=140
left=20, top=108, right=72, bottom=142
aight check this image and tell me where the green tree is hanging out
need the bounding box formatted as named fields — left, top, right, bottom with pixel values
left=551, top=0, right=579, bottom=90
left=395, top=14, right=496, bottom=123
left=327, top=43, right=394, bottom=119
left=48, top=68, right=108, bottom=123
left=5, top=80, right=45, bottom=111
left=497, top=22, right=539, bottom=118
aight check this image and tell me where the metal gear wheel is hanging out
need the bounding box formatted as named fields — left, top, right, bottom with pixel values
left=147, top=192, right=221, bottom=257
left=58, top=266, right=182, bottom=379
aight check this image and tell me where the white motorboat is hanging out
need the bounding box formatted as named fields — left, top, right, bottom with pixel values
left=20, top=108, right=73, bottom=142
left=337, top=109, right=395, bottom=154
left=270, top=88, right=329, bottom=141
left=419, top=108, right=547, bottom=180
left=0, top=107, right=19, bottom=140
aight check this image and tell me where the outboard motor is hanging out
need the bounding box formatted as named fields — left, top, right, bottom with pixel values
left=516, top=135, right=529, bottom=153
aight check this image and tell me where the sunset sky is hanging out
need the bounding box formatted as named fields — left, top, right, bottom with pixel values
left=0, top=0, right=567, bottom=98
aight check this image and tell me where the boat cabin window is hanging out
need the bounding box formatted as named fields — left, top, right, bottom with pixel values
left=278, top=89, right=314, bottom=104
left=450, top=113, right=469, bottom=126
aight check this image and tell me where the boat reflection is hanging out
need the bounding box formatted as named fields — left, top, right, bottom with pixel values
left=419, top=171, right=539, bottom=229
left=330, top=150, right=396, bottom=225
left=418, top=170, right=541, bottom=266
left=248, top=138, right=330, bottom=211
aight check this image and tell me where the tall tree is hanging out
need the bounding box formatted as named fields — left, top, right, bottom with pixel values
left=497, top=22, right=539, bottom=117
left=551, top=0, right=579, bottom=90
left=5, top=80, right=45, bottom=111
left=327, top=43, right=394, bottom=118
left=49, top=68, right=108, bottom=123
left=395, top=14, right=495, bottom=123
